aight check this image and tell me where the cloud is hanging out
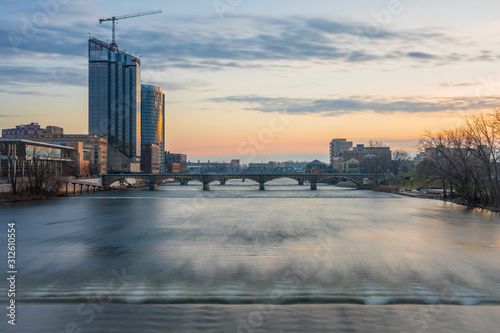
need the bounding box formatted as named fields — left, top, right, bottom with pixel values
left=407, top=52, right=437, bottom=59
left=209, top=95, right=500, bottom=115
left=159, top=81, right=214, bottom=92
left=0, top=114, right=21, bottom=118
left=439, top=82, right=477, bottom=87
left=0, top=9, right=495, bottom=91
left=0, top=13, right=488, bottom=74
left=0, top=89, right=66, bottom=97
left=0, top=65, right=86, bottom=87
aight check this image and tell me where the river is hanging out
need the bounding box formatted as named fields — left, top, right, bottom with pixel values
left=1, top=179, right=499, bottom=332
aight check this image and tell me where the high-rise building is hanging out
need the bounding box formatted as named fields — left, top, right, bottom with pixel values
left=329, top=138, right=353, bottom=165
left=88, top=37, right=141, bottom=171
left=141, top=84, right=165, bottom=172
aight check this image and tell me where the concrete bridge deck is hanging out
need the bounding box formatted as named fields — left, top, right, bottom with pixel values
left=102, top=173, right=369, bottom=191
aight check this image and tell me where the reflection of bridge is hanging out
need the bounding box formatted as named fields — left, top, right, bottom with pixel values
left=102, top=173, right=369, bottom=191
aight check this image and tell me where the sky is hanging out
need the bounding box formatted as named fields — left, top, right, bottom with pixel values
left=2, top=0, right=500, bottom=163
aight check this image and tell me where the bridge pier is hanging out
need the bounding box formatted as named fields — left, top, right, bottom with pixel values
left=310, top=182, right=317, bottom=190
left=298, top=180, right=304, bottom=186
left=259, top=183, right=265, bottom=191
left=149, top=183, right=158, bottom=191
left=180, top=180, right=188, bottom=185
left=203, top=182, right=210, bottom=191
left=220, top=178, right=226, bottom=185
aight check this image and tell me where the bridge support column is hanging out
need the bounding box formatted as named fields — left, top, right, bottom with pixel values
left=73, top=184, right=76, bottom=195
left=80, top=184, right=83, bottom=194
left=298, top=180, right=304, bottom=186
left=220, top=179, right=226, bottom=185
left=203, top=182, right=210, bottom=191
left=149, top=183, right=158, bottom=191
left=259, top=183, right=265, bottom=191
left=180, top=180, right=188, bottom=186
left=310, top=182, right=317, bottom=190
left=65, top=183, right=69, bottom=196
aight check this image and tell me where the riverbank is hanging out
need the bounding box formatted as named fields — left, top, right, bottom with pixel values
left=374, top=186, right=500, bottom=213
left=0, top=192, right=61, bottom=203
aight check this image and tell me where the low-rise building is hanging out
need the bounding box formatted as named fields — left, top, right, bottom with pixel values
left=188, top=160, right=241, bottom=173
left=141, top=144, right=162, bottom=174
left=166, top=163, right=181, bottom=174
left=341, top=144, right=392, bottom=173
left=165, top=152, right=188, bottom=173
left=305, top=159, right=327, bottom=173
left=331, top=157, right=343, bottom=173
left=0, top=139, right=85, bottom=179
left=343, top=158, right=360, bottom=173
left=2, top=122, right=45, bottom=136
left=3, top=125, right=107, bottom=174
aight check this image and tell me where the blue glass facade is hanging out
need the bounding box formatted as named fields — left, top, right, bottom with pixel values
left=141, top=84, right=165, bottom=172
left=88, top=37, right=141, bottom=159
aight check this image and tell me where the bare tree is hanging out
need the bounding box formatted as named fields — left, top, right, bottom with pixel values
left=463, top=110, right=500, bottom=208
left=416, top=158, right=436, bottom=177
left=419, top=109, right=500, bottom=209
left=390, top=150, right=411, bottom=179
left=88, top=163, right=102, bottom=176
left=24, top=146, right=65, bottom=195
left=2, top=141, right=27, bottom=195
left=361, top=140, right=390, bottom=185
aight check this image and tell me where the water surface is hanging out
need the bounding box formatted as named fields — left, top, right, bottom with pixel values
left=1, top=179, right=499, bottom=332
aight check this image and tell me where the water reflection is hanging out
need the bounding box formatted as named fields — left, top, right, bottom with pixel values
left=1, top=178, right=499, bottom=306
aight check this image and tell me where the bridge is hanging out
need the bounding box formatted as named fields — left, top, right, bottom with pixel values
left=101, top=173, right=369, bottom=191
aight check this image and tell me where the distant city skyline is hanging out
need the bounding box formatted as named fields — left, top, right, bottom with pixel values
left=2, top=0, right=500, bottom=162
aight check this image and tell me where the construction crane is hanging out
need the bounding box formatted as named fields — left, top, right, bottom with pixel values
left=99, top=10, right=162, bottom=45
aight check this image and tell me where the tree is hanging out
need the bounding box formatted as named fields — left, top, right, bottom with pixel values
left=390, top=150, right=411, bottom=179
left=416, top=158, right=437, bottom=177
left=24, top=146, right=65, bottom=194
left=463, top=111, right=500, bottom=208
left=419, top=109, right=500, bottom=209
left=2, top=141, right=25, bottom=194
left=361, top=140, right=390, bottom=185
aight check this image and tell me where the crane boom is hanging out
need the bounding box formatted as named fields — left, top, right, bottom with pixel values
left=99, top=10, right=162, bottom=44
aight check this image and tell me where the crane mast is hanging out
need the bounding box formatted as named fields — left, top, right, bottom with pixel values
left=99, top=10, right=162, bottom=46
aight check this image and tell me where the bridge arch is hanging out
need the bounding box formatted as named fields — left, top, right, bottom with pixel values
left=263, top=175, right=309, bottom=184
left=155, top=175, right=207, bottom=186
left=102, top=173, right=367, bottom=190
left=316, top=175, right=362, bottom=186
left=209, top=175, right=261, bottom=184
left=102, top=175, right=153, bottom=187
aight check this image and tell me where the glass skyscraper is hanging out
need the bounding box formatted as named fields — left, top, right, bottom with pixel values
left=141, top=84, right=165, bottom=171
left=88, top=37, right=141, bottom=160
